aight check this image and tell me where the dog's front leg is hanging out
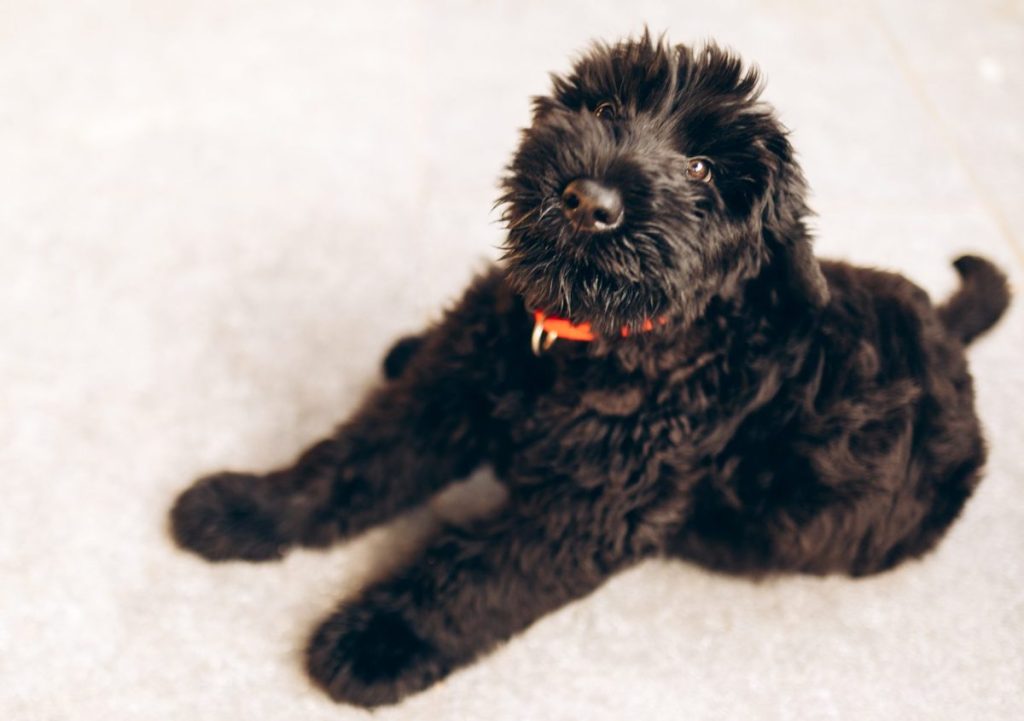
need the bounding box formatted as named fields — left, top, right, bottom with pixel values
left=305, top=488, right=659, bottom=707
left=170, top=324, right=495, bottom=562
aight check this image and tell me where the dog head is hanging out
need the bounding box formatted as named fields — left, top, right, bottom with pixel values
left=499, top=33, right=828, bottom=337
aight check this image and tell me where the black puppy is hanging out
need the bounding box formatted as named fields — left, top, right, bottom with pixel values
left=171, top=34, right=1010, bottom=707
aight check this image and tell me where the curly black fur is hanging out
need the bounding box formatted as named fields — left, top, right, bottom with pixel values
left=169, top=32, right=1011, bottom=708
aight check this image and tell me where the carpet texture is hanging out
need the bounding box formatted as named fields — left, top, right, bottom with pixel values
left=2, top=1, right=1022, bottom=718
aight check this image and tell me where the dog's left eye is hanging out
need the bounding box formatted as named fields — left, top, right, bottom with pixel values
left=686, top=158, right=712, bottom=182
left=594, top=102, right=616, bottom=120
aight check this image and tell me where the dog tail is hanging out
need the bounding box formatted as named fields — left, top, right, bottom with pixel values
left=938, top=255, right=1011, bottom=345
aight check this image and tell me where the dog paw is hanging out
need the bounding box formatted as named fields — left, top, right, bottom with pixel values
left=306, top=602, right=450, bottom=707
left=382, top=333, right=425, bottom=380
left=170, top=472, right=286, bottom=561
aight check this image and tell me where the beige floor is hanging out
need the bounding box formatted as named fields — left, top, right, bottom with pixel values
left=2, top=1, right=1022, bottom=719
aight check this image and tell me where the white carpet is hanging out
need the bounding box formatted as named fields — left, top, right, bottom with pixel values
left=2, top=1, right=1022, bottom=718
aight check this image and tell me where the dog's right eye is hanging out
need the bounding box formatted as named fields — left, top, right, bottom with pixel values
left=594, top=102, right=616, bottom=120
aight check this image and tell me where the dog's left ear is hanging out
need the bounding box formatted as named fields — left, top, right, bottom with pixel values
left=761, top=135, right=830, bottom=309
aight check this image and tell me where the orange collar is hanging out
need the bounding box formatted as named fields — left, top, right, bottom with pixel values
left=531, top=310, right=666, bottom=355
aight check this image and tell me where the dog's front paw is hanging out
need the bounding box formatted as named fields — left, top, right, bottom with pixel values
left=170, top=472, right=286, bottom=562
left=306, top=602, right=450, bottom=707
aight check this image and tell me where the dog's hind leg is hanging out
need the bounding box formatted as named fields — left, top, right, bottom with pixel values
left=382, top=333, right=426, bottom=380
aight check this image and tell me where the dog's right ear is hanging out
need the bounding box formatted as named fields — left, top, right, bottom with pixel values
left=762, top=136, right=829, bottom=309
left=531, top=93, right=561, bottom=122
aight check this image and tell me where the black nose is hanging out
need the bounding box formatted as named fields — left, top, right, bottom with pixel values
left=561, top=178, right=624, bottom=232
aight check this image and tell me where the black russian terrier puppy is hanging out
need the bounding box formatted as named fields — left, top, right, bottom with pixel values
left=170, top=34, right=1011, bottom=707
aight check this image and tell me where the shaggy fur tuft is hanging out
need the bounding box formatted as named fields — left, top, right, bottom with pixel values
left=169, top=32, right=1010, bottom=708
